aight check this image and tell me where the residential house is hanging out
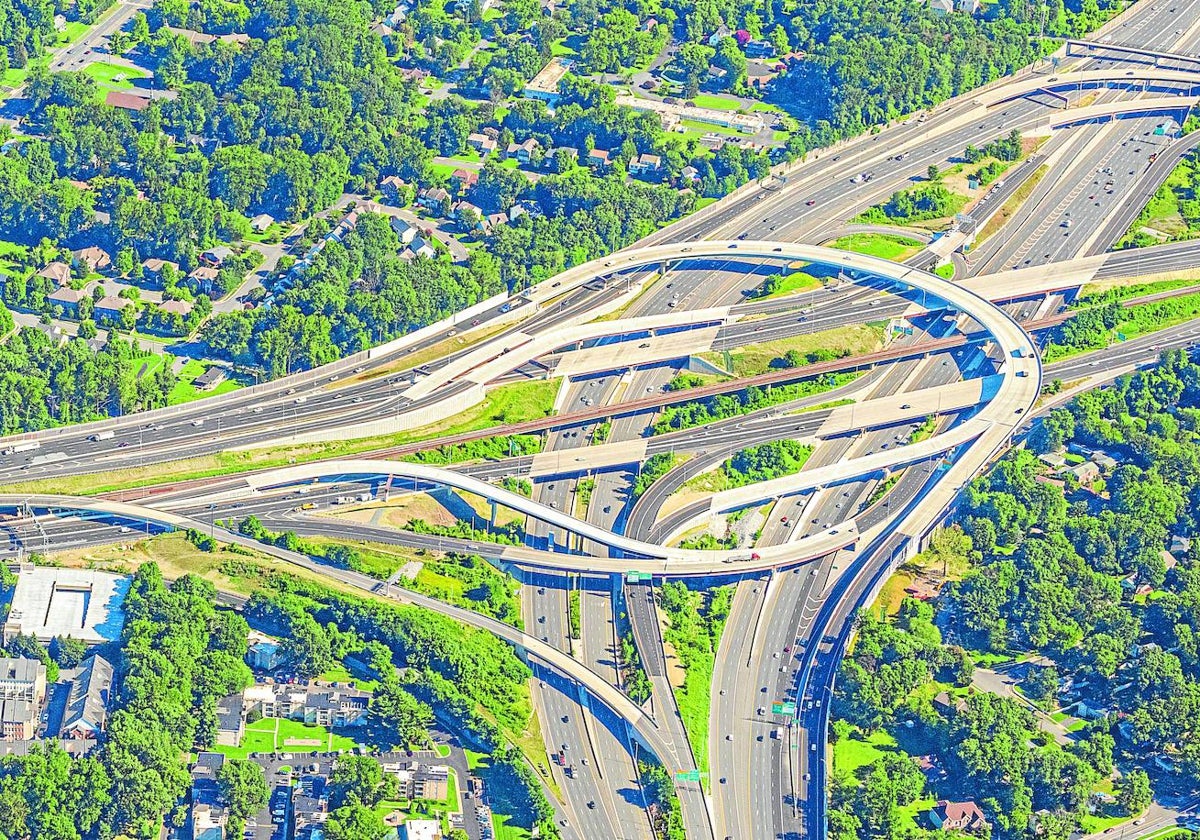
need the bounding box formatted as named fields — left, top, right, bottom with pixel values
left=451, top=168, right=478, bottom=192
left=453, top=200, right=485, bottom=226
left=246, top=639, right=285, bottom=671
left=1061, top=461, right=1100, bottom=485
left=390, top=216, right=419, bottom=245
left=707, top=23, right=732, bottom=46
left=104, top=91, right=152, bottom=112
left=381, top=755, right=451, bottom=800
left=58, top=654, right=113, bottom=740
left=745, top=39, right=776, bottom=58
left=928, top=0, right=955, bottom=13
left=194, top=367, right=227, bottom=391
left=933, top=691, right=967, bottom=715
left=956, top=0, right=981, bottom=12
left=406, top=237, right=437, bottom=260
left=929, top=800, right=988, bottom=832
left=417, top=186, right=451, bottom=213
left=468, top=133, right=498, bottom=156
left=1037, top=451, right=1067, bottom=469
left=93, top=296, right=134, bottom=324
left=141, top=258, right=179, bottom=283
left=250, top=213, right=274, bottom=233
left=680, top=165, right=701, bottom=183
left=157, top=299, right=194, bottom=319
left=381, top=175, right=409, bottom=205
left=1091, top=451, right=1118, bottom=473
left=1172, top=534, right=1192, bottom=557
left=47, top=286, right=90, bottom=319
left=587, top=148, right=611, bottom=169
left=485, top=211, right=508, bottom=232
left=188, top=266, right=220, bottom=293
left=629, top=153, right=662, bottom=176
left=506, top=137, right=540, bottom=164
left=200, top=246, right=234, bottom=267
left=72, top=246, right=111, bottom=273
left=37, top=262, right=72, bottom=286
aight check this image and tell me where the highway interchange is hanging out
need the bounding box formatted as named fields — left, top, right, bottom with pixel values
left=9, top=3, right=1200, bottom=839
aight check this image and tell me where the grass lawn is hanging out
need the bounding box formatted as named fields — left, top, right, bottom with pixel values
left=935, top=263, right=955, bottom=280
left=318, top=662, right=379, bottom=693
left=168, top=358, right=243, bottom=404
left=212, top=716, right=362, bottom=760
left=832, top=726, right=899, bottom=782
left=976, top=164, right=1049, bottom=244
left=830, top=233, right=925, bottom=262
left=755, top=271, right=823, bottom=299
left=549, top=38, right=577, bottom=57
left=673, top=648, right=716, bottom=778
left=688, top=93, right=744, bottom=111
left=703, top=323, right=887, bottom=378
left=83, top=61, right=149, bottom=89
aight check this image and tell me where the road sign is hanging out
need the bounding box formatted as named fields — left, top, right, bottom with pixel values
left=626, top=572, right=652, bottom=583
left=772, top=701, right=798, bottom=715
left=675, top=769, right=701, bottom=782
left=1116, top=331, right=1127, bottom=341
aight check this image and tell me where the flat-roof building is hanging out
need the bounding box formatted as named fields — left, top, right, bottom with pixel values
left=523, top=57, right=571, bottom=104
left=3, top=566, right=130, bottom=645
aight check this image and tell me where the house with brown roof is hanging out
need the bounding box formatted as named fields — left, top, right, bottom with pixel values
left=72, top=247, right=111, bottom=273
left=929, top=801, right=988, bottom=833
left=467, top=133, right=497, bottom=156
left=380, top=175, right=408, bottom=205
left=450, top=168, right=478, bottom=191
left=506, top=137, right=540, bottom=164
left=37, top=262, right=72, bottom=286
left=104, top=91, right=152, bottom=112
left=158, top=299, right=194, bottom=317
left=47, top=286, right=90, bottom=318
left=94, top=296, right=134, bottom=324
left=587, top=148, right=611, bottom=169
left=141, top=258, right=179, bottom=283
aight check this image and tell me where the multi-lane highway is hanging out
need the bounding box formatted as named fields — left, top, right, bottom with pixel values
left=11, top=1, right=1200, bottom=837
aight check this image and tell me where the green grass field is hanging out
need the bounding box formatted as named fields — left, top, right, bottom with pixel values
left=212, top=716, right=362, bottom=760
left=83, top=61, right=149, bottom=90
left=168, top=358, right=243, bottom=403
left=830, top=233, right=925, bottom=262
left=759, top=271, right=823, bottom=298
left=688, top=93, right=743, bottom=111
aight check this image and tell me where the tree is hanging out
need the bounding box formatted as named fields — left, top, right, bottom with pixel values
left=1118, top=769, right=1151, bottom=815
left=323, top=804, right=389, bottom=840
left=367, top=681, right=433, bottom=750
left=217, top=759, right=269, bottom=836
left=49, top=636, right=87, bottom=669
left=330, top=755, right=384, bottom=808
left=927, top=164, right=940, bottom=181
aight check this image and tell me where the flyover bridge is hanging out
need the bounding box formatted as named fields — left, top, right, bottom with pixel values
left=1067, top=38, right=1200, bottom=68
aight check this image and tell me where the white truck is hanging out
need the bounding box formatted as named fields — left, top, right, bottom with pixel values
left=2, top=440, right=40, bottom=455
left=89, top=430, right=115, bottom=442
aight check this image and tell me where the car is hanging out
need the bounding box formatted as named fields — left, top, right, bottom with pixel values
left=780, top=516, right=789, bottom=524
left=352, top=396, right=364, bottom=403
left=471, top=319, right=481, bottom=326
left=725, top=734, right=733, bottom=741
left=900, top=403, right=911, bottom=409
left=805, top=199, right=816, bottom=206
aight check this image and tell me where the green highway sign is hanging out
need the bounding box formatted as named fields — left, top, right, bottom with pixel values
left=626, top=572, right=652, bottom=583
left=772, top=701, right=797, bottom=715
left=675, top=770, right=701, bottom=782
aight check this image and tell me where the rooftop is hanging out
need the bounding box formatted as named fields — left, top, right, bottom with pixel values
left=3, top=566, right=130, bottom=644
